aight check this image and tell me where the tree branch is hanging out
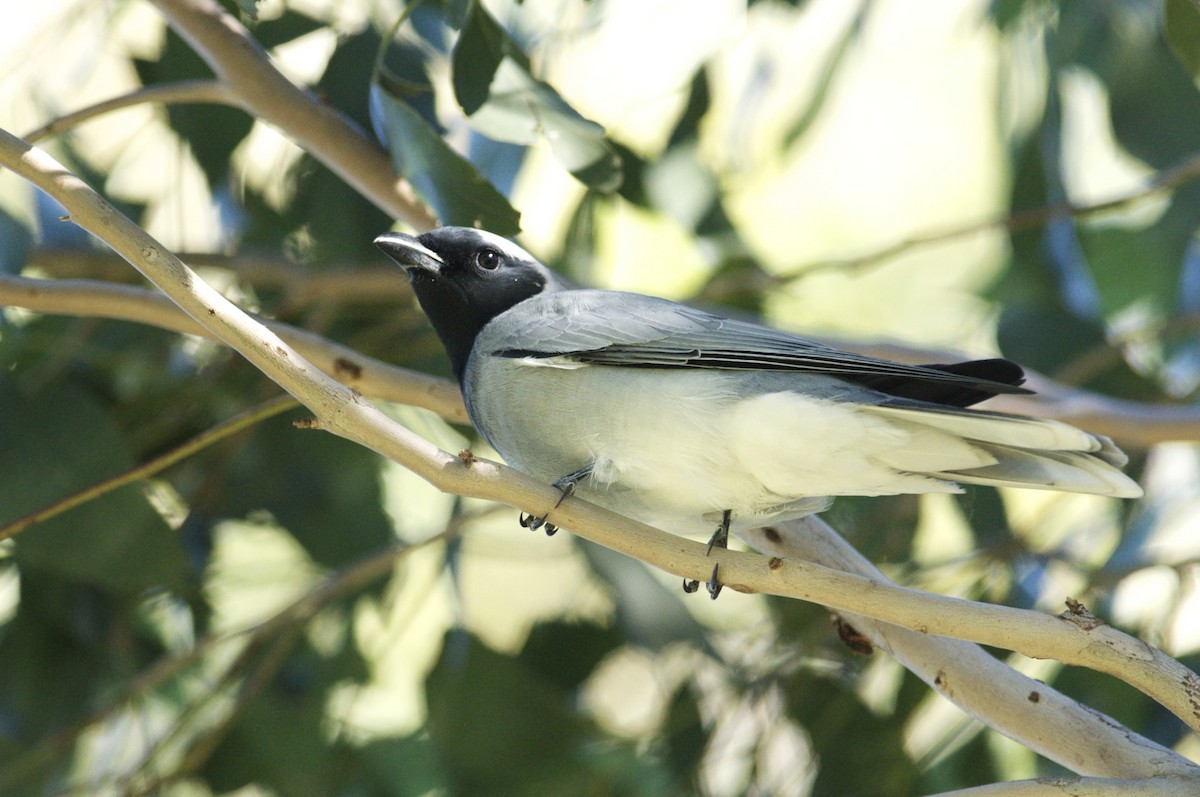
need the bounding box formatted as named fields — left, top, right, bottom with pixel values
left=29, top=247, right=411, bottom=305
left=929, top=775, right=1197, bottom=796
left=22, top=80, right=233, bottom=143
left=742, top=520, right=1197, bottom=779
left=2, top=129, right=1197, bottom=779
left=0, top=273, right=467, bottom=423
left=836, top=339, right=1200, bottom=447
left=5, top=272, right=1198, bottom=447
left=780, top=150, right=1200, bottom=280
left=148, top=0, right=436, bottom=231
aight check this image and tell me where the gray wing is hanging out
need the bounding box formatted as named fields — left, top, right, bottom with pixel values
left=482, top=289, right=1029, bottom=404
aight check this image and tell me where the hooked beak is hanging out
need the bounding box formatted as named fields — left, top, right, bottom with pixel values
left=374, top=232, right=444, bottom=276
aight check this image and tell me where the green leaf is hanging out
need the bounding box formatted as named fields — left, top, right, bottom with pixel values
left=357, top=735, right=449, bottom=797
left=251, top=9, right=325, bottom=49
left=997, top=301, right=1160, bottom=398
left=234, top=0, right=260, bottom=21
left=0, top=380, right=186, bottom=594
left=578, top=541, right=711, bottom=652
left=425, top=630, right=596, bottom=794
left=519, top=619, right=623, bottom=692
left=660, top=684, right=706, bottom=786
left=451, top=3, right=622, bottom=192
left=369, top=82, right=520, bottom=234
left=1077, top=216, right=1186, bottom=318
left=0, top=204, right=32, bottom=276
left=290, top=156, right=396, bottom=262
left=470, top=59, right=623, bottom=191
left=203, top=636, right=369, bottom=797
left=319, top=27, right=390, bottom=133
left=213, top=409, right=393, bottom=569
left=1166, top=0, right=1200, bottom=80
left=452, top=0, right=513, bottom=115
left=952, top=486, right=1012, bottom=551
left=998, top=301, right=1105, bottom=375
left=784, top=669, right=917, bottom=797
left=133, top=29, right=254, bottom=188
left=826, top=494, right=920, bottom=564
left=0, top=574, right=132, bottom=754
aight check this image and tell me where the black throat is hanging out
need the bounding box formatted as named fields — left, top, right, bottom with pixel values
left=408, top=269, right=545, bottom=383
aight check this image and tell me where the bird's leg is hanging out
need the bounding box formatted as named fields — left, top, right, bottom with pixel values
left=519, top=465, right=592, bottom=536
left=684, top=509, right=731, bottom=599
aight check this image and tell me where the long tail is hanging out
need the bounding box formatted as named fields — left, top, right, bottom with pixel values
left=860, top=403, right=1143, bottom=498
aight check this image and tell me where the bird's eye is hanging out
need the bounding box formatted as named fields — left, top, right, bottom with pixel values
left=475, top=248, right=501, bottom=271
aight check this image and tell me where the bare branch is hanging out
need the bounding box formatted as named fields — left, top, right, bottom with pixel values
left=780, top=151, right=1200, bottom=280
left=743, top=520, right=1198, bottom=779
left=6, top=273, right=1196, bottom=448
left=928, top=775, right=1197, bottom=796
left=23, top=80, right=232, bottom=143
left=2, top=129, right=1197, bottom=778
left=834, top=339, right=1200, bottom=447
left=148, top=0, right=436, bottom=230
left=0, top=273, right=468, bottom=423
left=29, top=248, right=411, bottom=305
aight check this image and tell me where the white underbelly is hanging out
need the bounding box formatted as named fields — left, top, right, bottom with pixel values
left=463, top=358, right=961, bottom=536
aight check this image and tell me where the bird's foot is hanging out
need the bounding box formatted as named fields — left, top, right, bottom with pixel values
left=519, top=466, right=592, bottom=536
left=684, top=510, right=731, bottom=599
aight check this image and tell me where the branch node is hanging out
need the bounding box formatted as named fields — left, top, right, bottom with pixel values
left=293, top=417, right=323, bottom=430
left=1061, top=597, right=1106, bottom=631
left=458, top=449, right=479, bottom=466
left=334, top=357, right=363, bottom=380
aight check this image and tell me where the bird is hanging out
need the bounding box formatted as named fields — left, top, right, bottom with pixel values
left=375, top=226, right=1143, bottom=597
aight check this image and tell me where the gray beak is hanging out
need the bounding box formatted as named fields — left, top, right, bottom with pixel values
left=374, top=232, right=444, bottom=275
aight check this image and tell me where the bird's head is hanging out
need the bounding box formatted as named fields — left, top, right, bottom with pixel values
left=375, top=226, right=556, bottom=380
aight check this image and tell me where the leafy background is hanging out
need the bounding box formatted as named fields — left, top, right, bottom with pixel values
left=2, top=0, right=1200, bottom=794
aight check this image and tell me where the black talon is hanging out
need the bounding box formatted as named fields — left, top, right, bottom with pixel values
left=521, top=466, right=591, bottom=536
left=707, top=564, right=722, bottom=600
left=706, top=510, right=731, bottom=555
left=684, top=509, right=732, bottom=598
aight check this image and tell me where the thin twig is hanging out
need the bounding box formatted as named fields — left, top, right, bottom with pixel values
left=780, top=151, right=1200, bottom=280
left=23, top=80, right=233, bottom=143
left=0, top=273, right=468, bottom=423
left=30, top=247, right=413, bottom=304
left=0, top=394, right=298, bottom=541
left=149, top=0, right=435, bottom=230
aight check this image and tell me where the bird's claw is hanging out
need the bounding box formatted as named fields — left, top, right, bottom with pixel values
left=684, top=563, right=723, bottom=599
left=520, top=468, right=589, bottom=537
left=684, top=510, right=731, bottom=599
left=519, top=512, right=557, bottom=535
left=707, top=564, right=722, bottom=600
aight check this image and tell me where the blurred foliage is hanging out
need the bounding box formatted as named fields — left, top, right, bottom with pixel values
left=1, top=0, right=1199, bottom=795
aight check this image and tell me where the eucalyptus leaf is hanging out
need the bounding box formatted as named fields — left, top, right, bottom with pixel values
left=0, top=205, right=32, bottom=276
left=1166, top=0, right=1200, bottom=80
left=370, top=83, right=520, bottom=234
left=451, top=3, right=622, bottom=191
left=0, top=380, right=185, bottom=594
left=464, top=58, right=623, bottom=192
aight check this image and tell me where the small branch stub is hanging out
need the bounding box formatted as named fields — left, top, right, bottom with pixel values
left=1061, top=597, right=1106, bottom=631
